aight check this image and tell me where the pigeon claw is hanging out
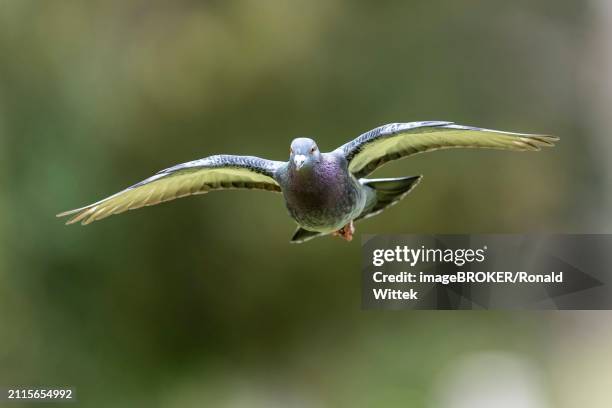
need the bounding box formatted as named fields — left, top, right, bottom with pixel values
left=332, top=221, right=355, bottom=242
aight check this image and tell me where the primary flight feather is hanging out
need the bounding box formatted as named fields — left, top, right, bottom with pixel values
left=57, top=121, right=558, bottom=242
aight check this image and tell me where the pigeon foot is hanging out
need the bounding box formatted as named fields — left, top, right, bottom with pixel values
left=332, top=221, right=355, bottom=242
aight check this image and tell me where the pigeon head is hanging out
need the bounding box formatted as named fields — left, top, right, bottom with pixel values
left=290, top=137, right=320, bottom=171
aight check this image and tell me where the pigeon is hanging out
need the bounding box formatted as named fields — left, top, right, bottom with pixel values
left=57, top=121, right=558, bottom=243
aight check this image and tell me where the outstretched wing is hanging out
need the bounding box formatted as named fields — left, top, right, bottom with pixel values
left=335, top=121, right=558, bottom=179
left=57, top=155, right=285, bottom=225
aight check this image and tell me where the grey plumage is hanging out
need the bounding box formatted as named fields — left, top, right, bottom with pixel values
left=57, top=121, right=558, bottom=242
left=289, top=176, right=422, bottom=243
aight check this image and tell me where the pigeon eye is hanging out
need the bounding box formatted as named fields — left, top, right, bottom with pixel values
left=310, top=146, right=317, bottom=154
left=290, top=148, right=293, bottom=154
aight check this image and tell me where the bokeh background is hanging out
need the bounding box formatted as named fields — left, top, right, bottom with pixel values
left=1, top=0, right=611, bottom=406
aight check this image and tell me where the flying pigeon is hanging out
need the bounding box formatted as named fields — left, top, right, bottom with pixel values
left=57, top=121, right=558, bottom=243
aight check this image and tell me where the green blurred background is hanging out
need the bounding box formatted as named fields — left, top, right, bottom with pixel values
left=1, top=0, right=611, bottom=407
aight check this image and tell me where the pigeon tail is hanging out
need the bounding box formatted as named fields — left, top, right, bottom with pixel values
left=290, top=226, right=326, bottom=244
left=357, top=175, right=423, bottom=220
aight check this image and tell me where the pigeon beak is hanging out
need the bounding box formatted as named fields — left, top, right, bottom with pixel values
left=294, top=154, right=306, bottom=170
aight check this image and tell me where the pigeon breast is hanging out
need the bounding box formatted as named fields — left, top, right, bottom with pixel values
left=278, top=154, right=366, bottom=233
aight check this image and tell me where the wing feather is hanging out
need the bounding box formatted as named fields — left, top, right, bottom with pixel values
left=57, top=155, right=284, bottom=225
left=336, top=122, right=558, bottom=178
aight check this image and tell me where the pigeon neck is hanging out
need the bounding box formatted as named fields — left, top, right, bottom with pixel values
left=289, top=161, right=318, bottom=181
